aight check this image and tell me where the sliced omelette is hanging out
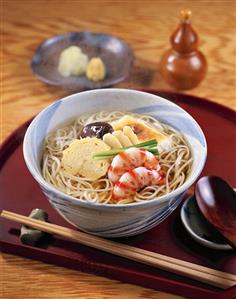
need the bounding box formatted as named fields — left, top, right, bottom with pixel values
left=61, top=137, right=110, bottom=179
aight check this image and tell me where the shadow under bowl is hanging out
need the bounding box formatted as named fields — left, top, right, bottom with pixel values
left=31, top=32, right=134, bottom=91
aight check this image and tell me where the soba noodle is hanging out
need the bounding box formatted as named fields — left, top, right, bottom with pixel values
left=42, top=111, right=193, bottom=204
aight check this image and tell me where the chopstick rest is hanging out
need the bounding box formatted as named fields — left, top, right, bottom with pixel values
left=20, top=208, right=49, bottom=246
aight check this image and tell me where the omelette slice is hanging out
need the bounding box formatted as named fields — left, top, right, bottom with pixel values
left=61, top=137, right=110, bottom=180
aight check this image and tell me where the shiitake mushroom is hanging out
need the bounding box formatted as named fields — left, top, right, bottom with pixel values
left=80, top=122, right=114, bottom=139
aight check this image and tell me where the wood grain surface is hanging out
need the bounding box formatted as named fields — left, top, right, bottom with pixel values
left=1, top=0, right=236, bottom=298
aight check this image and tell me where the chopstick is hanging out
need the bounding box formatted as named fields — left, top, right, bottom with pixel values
left=1, top=210, right=236, bottom=289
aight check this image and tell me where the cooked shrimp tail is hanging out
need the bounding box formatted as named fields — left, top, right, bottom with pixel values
left=108, top=148, right=160, bottom=183
left=112, top=166, right=165, bottom=200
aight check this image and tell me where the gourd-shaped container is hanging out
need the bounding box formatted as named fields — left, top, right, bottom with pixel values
left=160, top=10, right=207, bottom=90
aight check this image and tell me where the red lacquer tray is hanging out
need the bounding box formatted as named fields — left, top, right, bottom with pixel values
left=1, top=91, right=236, bottom=299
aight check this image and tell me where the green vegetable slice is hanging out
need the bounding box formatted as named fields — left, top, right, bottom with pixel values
left=93, top=139, right=158, bottom=159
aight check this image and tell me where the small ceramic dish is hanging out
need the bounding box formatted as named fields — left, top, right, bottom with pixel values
left=31, top=32, right=133, bottom=90
left=181, top=194, right=234, bottom=250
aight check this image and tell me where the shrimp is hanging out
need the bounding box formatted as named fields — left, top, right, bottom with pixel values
left=108, top=148, right=160, bottom=183
left=112, top=166, right=165, bottom=200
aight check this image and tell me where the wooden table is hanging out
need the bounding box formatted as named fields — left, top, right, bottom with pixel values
left=1, top=1, right=235, bottom=298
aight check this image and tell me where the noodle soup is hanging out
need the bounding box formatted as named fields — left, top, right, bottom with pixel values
left=24, top=89, right=206, bottom=236
left=42, top=111, right=193, bottom=204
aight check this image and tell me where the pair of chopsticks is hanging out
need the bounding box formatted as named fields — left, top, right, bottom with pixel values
left=1, top=210, right=236, bottom=289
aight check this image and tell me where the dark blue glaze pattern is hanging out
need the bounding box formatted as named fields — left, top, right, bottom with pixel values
left=181, top=195, right=232, bottom=250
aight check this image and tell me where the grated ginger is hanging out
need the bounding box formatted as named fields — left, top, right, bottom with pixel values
left=86, top=57, right=106, bottom=81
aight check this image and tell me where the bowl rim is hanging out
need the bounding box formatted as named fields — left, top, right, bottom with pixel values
left=31, top=31, right=134, bottom=88
left=23, top=88, right=207, bottom=210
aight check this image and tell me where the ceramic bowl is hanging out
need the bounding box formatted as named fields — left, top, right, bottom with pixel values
left=31, top=32, right=133, bottom=90
left=23, top=89, right=207, bottom=237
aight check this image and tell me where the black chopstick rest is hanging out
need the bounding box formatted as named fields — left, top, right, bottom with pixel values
left=20, top=209, right=49, bottom=246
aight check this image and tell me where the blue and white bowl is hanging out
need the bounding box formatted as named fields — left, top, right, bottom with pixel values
left=23, top=89, right=207, bottom=237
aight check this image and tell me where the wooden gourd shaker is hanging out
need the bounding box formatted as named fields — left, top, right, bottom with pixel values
left=160, top=10, right=207, bottom=90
